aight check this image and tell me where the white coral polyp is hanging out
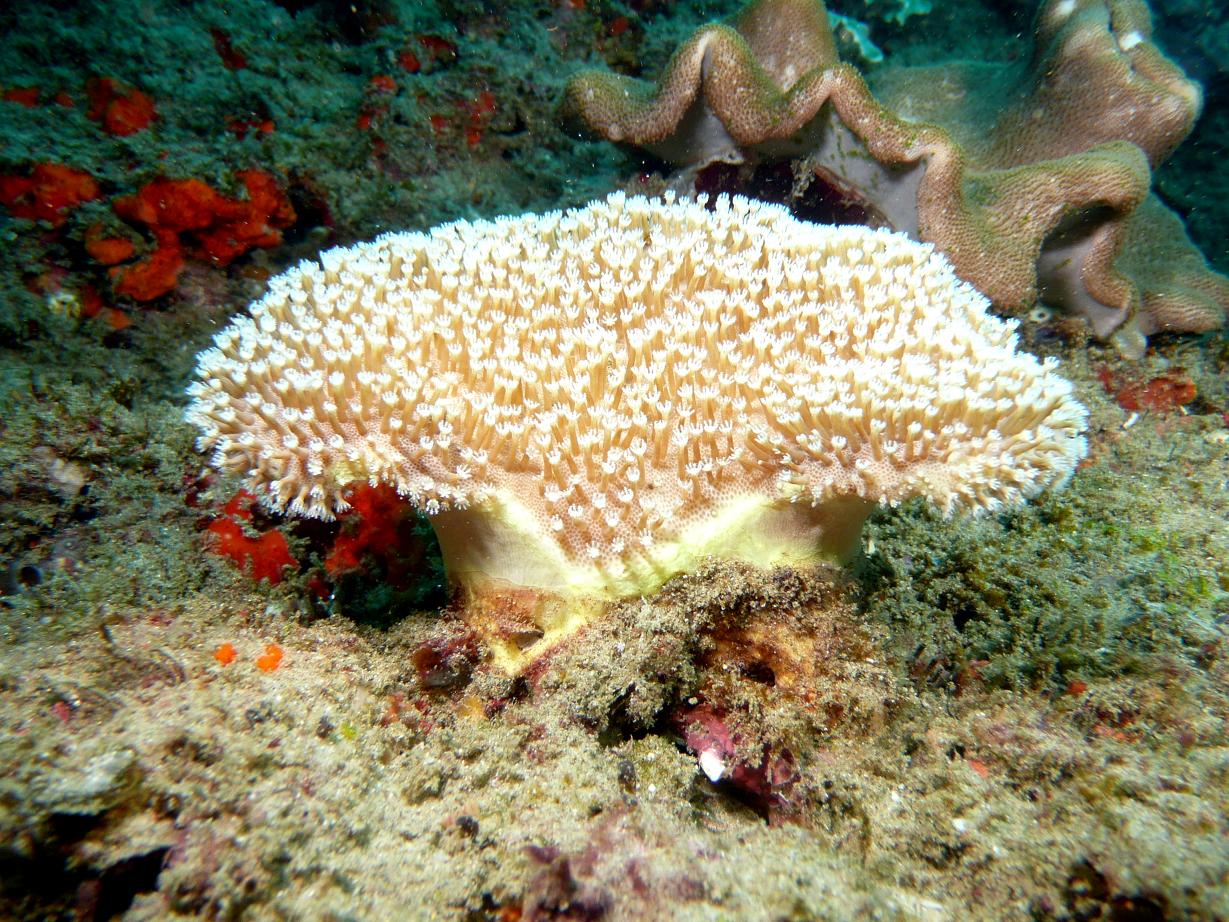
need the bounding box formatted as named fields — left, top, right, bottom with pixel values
left=187, top=191, right=1087, bottom=615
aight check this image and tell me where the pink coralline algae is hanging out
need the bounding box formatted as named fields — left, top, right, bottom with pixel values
left=677, top=703, right=798, bottom=816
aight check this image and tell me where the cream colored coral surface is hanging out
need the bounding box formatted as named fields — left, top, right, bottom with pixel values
left=187, top=193, right=1087, bottom=603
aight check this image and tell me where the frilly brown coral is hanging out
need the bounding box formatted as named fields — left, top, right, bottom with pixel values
left=562, top=0, right=1227, bottom=355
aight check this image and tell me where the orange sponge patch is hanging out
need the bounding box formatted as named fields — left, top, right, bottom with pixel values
left=255, top=643, right=284, bottom=672
left=85, top=224, right=137, bottom=266
left=0, top=163, right=99, bottom=226
left=86, top=77, right=156, bottom=136
left=206, top=490, right=298, bottom=584
left=111, top=171, right=295, bottom=300
left=110, top=237, right=184, bottom=301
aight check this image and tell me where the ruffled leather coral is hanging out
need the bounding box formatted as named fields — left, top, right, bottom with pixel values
left=561, top=0, right=1228, bottom=355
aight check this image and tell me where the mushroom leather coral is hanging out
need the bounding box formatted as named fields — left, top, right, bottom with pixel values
left=561, top=0, right=1227, bottom=355
left=186, top=193, right=1086, bottom=672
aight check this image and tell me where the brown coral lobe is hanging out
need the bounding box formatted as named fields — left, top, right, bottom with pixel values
left=562, top=0, right=1228, bottom=351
